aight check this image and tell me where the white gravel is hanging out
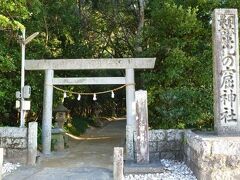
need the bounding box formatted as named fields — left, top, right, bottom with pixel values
left=2, top=162, right=21, bottom=176
left=125, top=159, right=197, bottom=180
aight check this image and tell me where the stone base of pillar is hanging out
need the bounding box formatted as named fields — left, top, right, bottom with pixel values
left=215, top=125, right=240, bottom=136
left=51, top=128, right=65, bottom=152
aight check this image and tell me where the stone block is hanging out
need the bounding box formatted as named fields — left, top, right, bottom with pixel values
left=0, top=137, right=27, bottom=149
left=175, top=130, right=184, bottom=141
left=149, top=130, right=165, bottom=141
left=52, top=134, right=64, bottom=151
left=226, top=155, right=240, bottom=168
left=158, top=141, right=166, bottom=152
left=158, top=141, right=180, bottom=152
left=211, top=138, right=240, bottom=155
left=149, top=152, right=159, bottom=162
left=0, top=127, right=27, bottom=138
left=166, top=129, right=176, bottom=141
left=187, top=161, right=204, bottom=180
left=185, top=131, right=212, bottom=156
left=124, top=161, right=165, bottom=174
left=184, top=130, right=240, bottom=179
left=183, top=144, right=191, bottom=162
left=195, top=169, right=212, bottom=180
left=189, top=148, right=198, bottom=164
left=174, top=141, right=182, bottom=150
left=166, top=129, right=184, bottom=141
left=211, top=168, right=240, bottom=180
left=199, top=156, right=226, bottom=170
left=175, top=151, right=183, bottom=160
left=166, top=141, right=178, bottom=151
left=63, top=134, right=69, bottom=148
left=5, top=149, right=27, bottom=164
left=149, top=141, right=158, bottom=152
left=160, top=151, right=175, bottom=160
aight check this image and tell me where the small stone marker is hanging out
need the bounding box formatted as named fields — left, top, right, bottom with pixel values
left=27, top=122, right=38, bottom=165
left=113, top=147, right=124, bottom=180
left=0, top=148, right=3, bottom=180
left=212, top=9, right=240, bottom=135
left=135, top=90, right=149, bottom=164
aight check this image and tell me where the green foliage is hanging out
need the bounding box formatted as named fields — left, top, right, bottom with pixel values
left=0, top=43, right=20, bottom=123
left=0, top=0, right=30, bottom=30
left=1, top=0, right=240, bottom=130
left=65, top=116, right=91, bottom=136
left=142, top=0, right=214, bottom=129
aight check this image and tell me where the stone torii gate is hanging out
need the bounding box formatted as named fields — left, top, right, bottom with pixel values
left=25, top=58, right=155, bottom=159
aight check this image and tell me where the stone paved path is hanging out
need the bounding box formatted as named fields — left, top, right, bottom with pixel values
left=4, top=119, right=126, bottom=180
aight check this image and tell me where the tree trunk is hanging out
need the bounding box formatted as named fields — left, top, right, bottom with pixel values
left=136, top=0, right=144, bottom=54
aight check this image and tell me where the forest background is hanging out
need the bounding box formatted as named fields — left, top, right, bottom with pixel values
left=1, top=0, right=240, bottom=133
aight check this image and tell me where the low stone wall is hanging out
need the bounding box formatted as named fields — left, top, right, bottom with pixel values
left=133, top=129, right=240, bottom=179
left=0, top=122, right=38, bottom=165
left=0, top=127, right=28, bottom=163
left=184, top=130, right=240, bottom=180
left=134, top=129, right=184, bottom=162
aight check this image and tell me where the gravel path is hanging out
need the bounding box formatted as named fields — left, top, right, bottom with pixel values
left=4, top=160, right=196, bottom=180
left=125, top=159, right=197, bottom=180
left=3, top=162, right=21, bottom=177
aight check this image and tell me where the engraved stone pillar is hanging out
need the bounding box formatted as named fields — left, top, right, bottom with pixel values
left=113, top=147, right=124, bottom=180
left=212, top=9, right=240, bottom=135
left=135, top=90, right=149, bottom=164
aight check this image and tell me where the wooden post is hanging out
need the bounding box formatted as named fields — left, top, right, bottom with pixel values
left=113, top=147, right=124, bottom=180
left=42, top=69, right=54, bottom=155
left=125, top=68, right=136, bottom=160
left=135, top=90, right=149, bottom=164
left=28, top=122, right=38, bottom=165
left=0, top=148, right=3, bottom=180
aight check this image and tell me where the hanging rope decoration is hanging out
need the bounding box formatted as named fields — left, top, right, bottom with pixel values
left=77, top=94, right=81, bottom=101
left=52, top=84, right=135, bottom=101
left=63, top=91, right=67, bottom=98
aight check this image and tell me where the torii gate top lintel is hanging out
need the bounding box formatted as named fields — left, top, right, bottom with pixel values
left=25, top=58, right=156, bottom=70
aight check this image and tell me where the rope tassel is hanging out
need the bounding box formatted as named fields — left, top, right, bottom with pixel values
left=111, top=91, right=115, bottom=98
left=77, top=94, right=81, bottom=101
left=63, top=91, right=67, bottom=98
left=93, top=93, right=97, bottom=101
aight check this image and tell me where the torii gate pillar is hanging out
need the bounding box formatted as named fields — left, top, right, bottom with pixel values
left=42, top=69, right=54, bottom=155
left=125, top=68, right=136, bottom=160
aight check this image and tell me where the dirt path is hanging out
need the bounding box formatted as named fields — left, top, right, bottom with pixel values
left=4, top=119, right=126, bottom=180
